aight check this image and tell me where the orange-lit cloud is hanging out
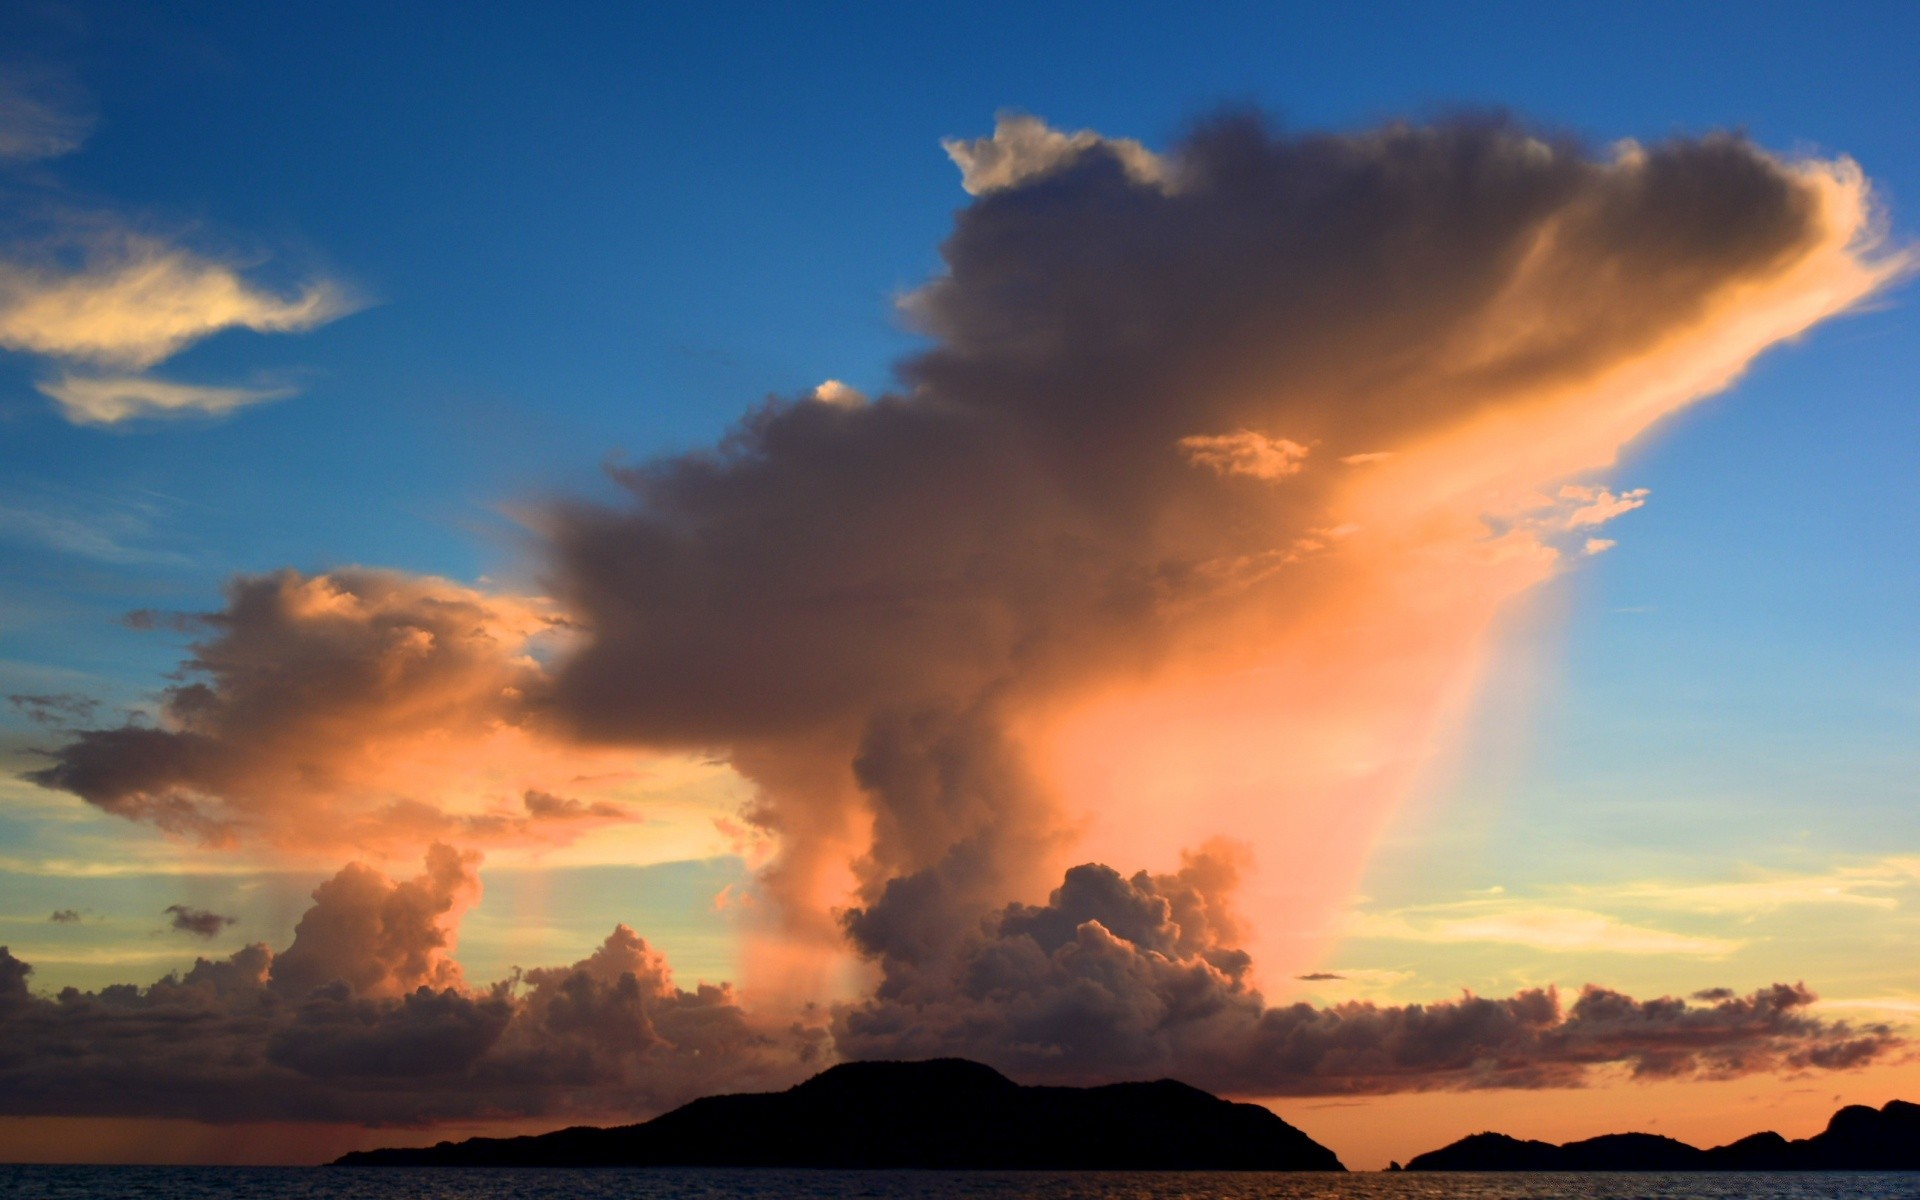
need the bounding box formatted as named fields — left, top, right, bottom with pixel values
left=0, top=232, right=351, bottom=371
left=19, top=110, right=1909, bottom=1104
left=0, top=848, right=815, bottom=1123
left=37, top=374, right=298, bottom=425
left=0, top=849, right=1891, bottom=1126
left=543, top=112, right=1902, bottom=1004
left=23, top=569, right=669, bottom=862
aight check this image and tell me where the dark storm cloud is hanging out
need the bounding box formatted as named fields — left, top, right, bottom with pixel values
left=835, top=857, right=1900, bottom=1095
left=8, top=108, right=1899, bottom=1117
left=164, top=905, right=236, bottom=938
left=0, top=850, right=814, bottom=1124
left=7, top=692, right=98, bottom=727
left=537, top=110, right=1874, bottom=960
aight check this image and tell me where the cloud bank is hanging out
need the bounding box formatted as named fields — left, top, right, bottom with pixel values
left=0, top=849, right=1893, bottom=1124
left=837, top=854, right=1896, bottom=1095
left=0, top=848, right=809, bottom=1123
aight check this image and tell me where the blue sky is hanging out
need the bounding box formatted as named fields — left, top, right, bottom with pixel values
left=0, top=0, right=1916, bottom=1165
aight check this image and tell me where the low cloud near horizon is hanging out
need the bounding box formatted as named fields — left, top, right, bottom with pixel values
left=0, top=847, right=1896, bottom=1124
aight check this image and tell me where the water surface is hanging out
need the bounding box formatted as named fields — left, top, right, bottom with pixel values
left=7, top=1167, right=1920, bottom=1200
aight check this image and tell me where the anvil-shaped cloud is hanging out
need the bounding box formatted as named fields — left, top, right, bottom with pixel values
left=16, top=110, right=1906, bottom=1116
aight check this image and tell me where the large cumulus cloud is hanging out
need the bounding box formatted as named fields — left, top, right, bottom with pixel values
left=836, top=853, right=1899, bottom=1095
left=0, top=849, right=812, bottom=1124
left=24, top=569, right=642, bottom=855
left=14, top=108, right=1906, bottom=1104
left=542, top=112, right=1896, bottom=984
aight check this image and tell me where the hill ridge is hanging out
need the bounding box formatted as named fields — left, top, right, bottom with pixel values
left=334, top=1058, right=1345, bottom=1171
left=1406, top=1098, right=1920, bottom=1171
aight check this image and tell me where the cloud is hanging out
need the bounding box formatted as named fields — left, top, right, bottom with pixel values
left=810, top=379, right=866, bottom=407
left=164, top=904, right=237, bottom=939
left=1595, top=862, right=1920, bottom=915
left=1345, top=904, right=1742, bottom=957
left=268, top=843, right=476, bottom=997
left=18, top=569, right=659, bottom=856
left=47, top=909, right=80, bottom=924
left=1558, top=484, right=1650, bottom=527
left=0, top=67, right=92, bottom=162
left=1177, top=430, right=1311, bottom=479
left=0, top=848, right=1891, bottom=1124
left=539, top=111, right=1897, bottom=997
left=7, top=692, right=98, bottom=727
left=942, top=112, right=1166, bottom=196
left=0, top=233, right=353, bottom=371
left=0, top=849, right=815, bottom=1124
left=38, top=374, right=295, bottom=425
left=835, top=857, right=1898, bottom=1095
left=0, top=492, right=184, bottom=565
left=20, top=111, right=1904, bottom=1069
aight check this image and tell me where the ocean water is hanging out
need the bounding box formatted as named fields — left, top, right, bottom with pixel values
left=5, top=1169, right=1920, bottom=1200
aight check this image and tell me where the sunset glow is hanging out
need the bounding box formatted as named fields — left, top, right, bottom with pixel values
left=1, top=5, right=1916, bottom=1175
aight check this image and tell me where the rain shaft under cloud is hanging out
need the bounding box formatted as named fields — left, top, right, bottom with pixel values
left=542, top=111, right=1898, bottom=994
left=18, top=110, right=1907, bottom=1117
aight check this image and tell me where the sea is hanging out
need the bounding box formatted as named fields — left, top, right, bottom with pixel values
left=5, top=1170, right=1920, bottom=1200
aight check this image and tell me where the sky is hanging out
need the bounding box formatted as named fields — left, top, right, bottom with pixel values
left=0, top=0, right=1916, bottom=1172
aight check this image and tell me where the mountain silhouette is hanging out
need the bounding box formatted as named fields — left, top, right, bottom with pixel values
left=334, top=1058, right=1345, bottom=1170
left=1406, top=1099, right=1920, bottom=1170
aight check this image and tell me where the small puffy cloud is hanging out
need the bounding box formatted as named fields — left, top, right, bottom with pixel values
left=164, top=904, right=237, bottom=939
left=1296, top=972, right=1345, bottom=981
left=0, top=234, right=353, bottom=371
left=0, top=67, right=93, bottom=162
left=1584, top=537, right=1616, bottom=555
left=521, top=789, right=626, bottom=822
left=811, top=379, right=867, bottom=407
left=37, top=374, right=295, bottom=425
left=1558, top=484, right=1650, bottom=528
left=1178, top=430, right=1311, bottom=479
left=47, top=909, right=80, bottom=924
left=942, top=113, right=1166, bottom=195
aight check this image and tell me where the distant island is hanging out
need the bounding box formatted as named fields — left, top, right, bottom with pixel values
left=1404, top=1099, right=1920, bottom=1171
left=334, top=1058, right=1345, bottom=1170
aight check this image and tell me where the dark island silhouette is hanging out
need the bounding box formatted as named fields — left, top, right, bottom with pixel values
left=334, top=1058, right=1345, bottom=1170
left=1404, top=1099, right=1920, bottom=1171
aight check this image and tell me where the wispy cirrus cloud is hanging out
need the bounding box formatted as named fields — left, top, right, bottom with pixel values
left=1347, top=903, right=1742, bottom=957
left=1588, top=860, right=1920, bottom=915
left=37, top=373, right=296, bottom=425
left=0, top=65, right=356, bottom=425
left=0, top=235, right=351, bottom=372
left=0, top=67, right=93, bottom=163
